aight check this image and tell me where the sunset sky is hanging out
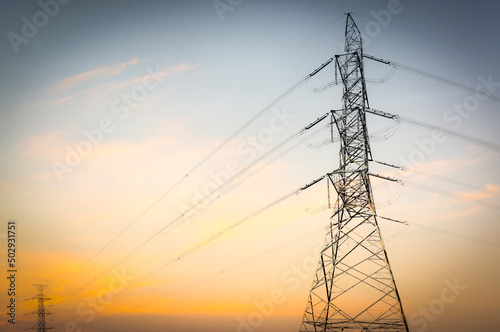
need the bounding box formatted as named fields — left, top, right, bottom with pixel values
left=1, top=1, right=500, bottom=331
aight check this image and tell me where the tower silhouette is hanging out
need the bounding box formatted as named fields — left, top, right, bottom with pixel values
left=28, top=284, right=53, bottom=332
left=299, top=14, right=409, bottom=331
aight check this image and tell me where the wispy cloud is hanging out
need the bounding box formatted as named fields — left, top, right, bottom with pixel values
left=51, top=57, right=146, bottom=92
left=456, top=183, right=500, bottom=202
left=24, top=129, right=66, bottom=161
left=53, top=81, right=116, bottom=104
left=52, top=62, right=201, bottom=105
left=411, top=153, right=489, bottom=174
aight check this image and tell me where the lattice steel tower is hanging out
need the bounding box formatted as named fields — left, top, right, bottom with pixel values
left=299, top=14, right=409, bottom=331
left=27, top=284, right=53, bottom=332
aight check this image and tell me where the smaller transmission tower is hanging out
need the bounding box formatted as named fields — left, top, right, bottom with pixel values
left=27, top=284, right=53, bottom=332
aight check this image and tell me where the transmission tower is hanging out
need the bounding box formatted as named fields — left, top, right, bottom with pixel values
left=299, top=14, right=409, bottom=331
left=27, top=284, right=53, bottom=332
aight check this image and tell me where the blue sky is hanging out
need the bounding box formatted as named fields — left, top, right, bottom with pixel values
left=0, top=1, right=499, bottom=331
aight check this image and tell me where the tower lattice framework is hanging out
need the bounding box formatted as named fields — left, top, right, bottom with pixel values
left=28, top=284, right=53, bottom=332
left=299, top=14, right=409, bottom=332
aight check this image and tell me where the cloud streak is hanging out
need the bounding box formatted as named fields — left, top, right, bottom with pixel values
left=52, top=62, right=200, bottom=105
left=51, top=57, right=146, bottom=92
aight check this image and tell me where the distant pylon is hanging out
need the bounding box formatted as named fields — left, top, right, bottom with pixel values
left=299, top=13, right=409, bottom=331
left=27, top=284, right=53, bottom=332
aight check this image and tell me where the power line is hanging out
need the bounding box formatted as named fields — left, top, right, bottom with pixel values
left=408, top=222, right=500, bottom=248
left=82, top=225, right=327, bottom=328
left=52, top=187, right=301, bottom=325
left=365, top=54, right=500, bottom=104
left=400, top=115, right=500, bottom=153
left=50, top=113, right=330, bottom=307
left=373, top=160, right=500, bottom=198
left=108, top=187, right=304, bottom=295
left=378, top=216, right=500, bottom=248
left=367, top=108, right=500, bottom=153
left=403, top=179, right=500, bottom=212
left=51, top=175, right=327, bottom=327
left=48, top=55, right=337, bottom=294
left=370, top=164, right=500, bottom=212
left=402, top=167, right=500, bottom=198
